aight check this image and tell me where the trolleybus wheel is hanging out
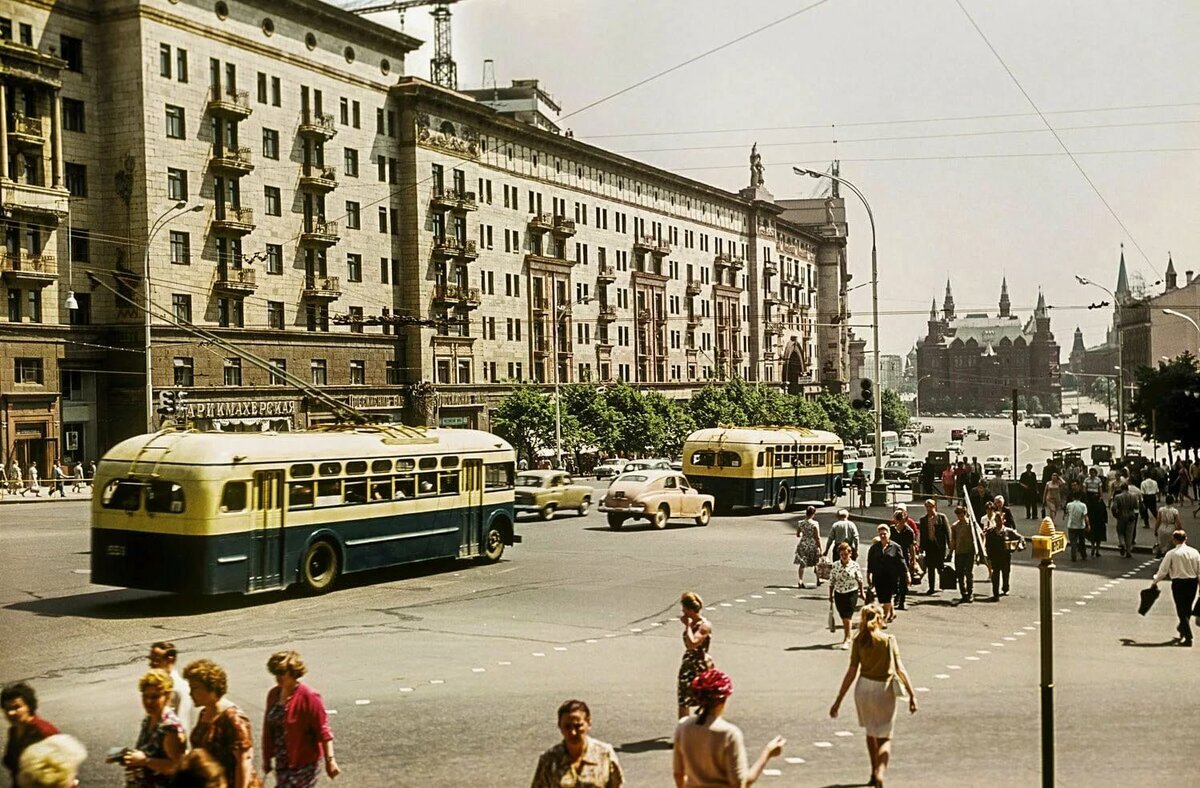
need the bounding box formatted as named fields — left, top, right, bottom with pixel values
left=482, top=524, right=506, bottom=563
left=774, top=486, right=790, bottom=514
left=301, top=540, right=340, bottom=594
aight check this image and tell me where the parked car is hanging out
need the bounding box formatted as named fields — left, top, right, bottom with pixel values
left=899, top=433, right=917, bottom=447
left=921, top=424, right=936, bottom=433
left=889, top=448, right=916, bottom=461
left=858, top=444, right=875, bottom=458
left=593, top=458, right=630, bottom=480
left=620, top=458, right=673, bottom=475
left=1065, top=424, right=1079, bottom=435
left=945, top=441, right=963, bottom=457
left=885, top=458, right=923, bottom=474
left=976, top=430, right=990, bottom=441
left=881, top=467, right=912, bottom=490
left=982, top=455, right=1011, bottom=476
left=514, top=470, right=593, bottom=520
left=966, top=425, right=977, bottom=434
left=670, top=457, right=684, bottom=471
left=599, top=470, right=714, bottom=530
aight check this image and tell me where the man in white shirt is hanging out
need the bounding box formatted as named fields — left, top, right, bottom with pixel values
left=824, top=509, right=859, bottom=561
left=1151, top=530, right=1200, bottom=647
left=149, top=641, right=193, bottom=730
left=1139, top=475, right=1160, bottom=530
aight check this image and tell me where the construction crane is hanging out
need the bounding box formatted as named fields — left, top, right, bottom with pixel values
left=351, top=0, right=464, bottom=90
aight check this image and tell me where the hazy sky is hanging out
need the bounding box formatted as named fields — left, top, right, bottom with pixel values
left=340, top=0, right=1199, bottom=356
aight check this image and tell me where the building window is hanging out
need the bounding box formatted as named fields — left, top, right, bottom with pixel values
left=257, top=72, right=267, bottom=103
left=339, top=97, right=348, bottom=125
left=14, top=358, right=43, bottom=384
left=345, top=201, right=360, bottom=229
left=177, top=48, right=188, bottom=82
left=217, top=297, right=244, bottom=328
left=457, top=359, right=471, bottom=384
left=68, top=292, right=91, bottom=325
left=310, top=359, right=327, bottom=386
left=60, top=34, right=82, bottom=71
left=436, top=358, right=451, bottom=384
left=64, top=164, right=87, bottom=197
left=265, top=244, right=282, bottom=274
left=386, top=360, right=400, bottom=385
left=69, top=228, right=89, bottom=262
left=172, top=293, right=191, bottom=322
left=169, top=231, right=190, bottom=265
left=348, top=306, right=364, bottom=333
left=160, top=43, right=172, bottom=78
left=223, top=358, right=242, bottom=386
left=26, top=290, right=41, bottom=323
left=380, top=257, right=389, bottom=284
left=346, top=254, right=362, bottom=282
left=165, top=105, right=185, bottom=138
left=62, top=98, right=85, bottom=132
left=167, top=168, right=188, bottom=200
left=7, top=289, right=19, bottom=322
left=268, top=358, right=286, bottom=385
left=349, top=359, right=365, bottom=384
left=377, top=155, right=386, bottom=182
left=173, top=357, right=193, bottom=387
left=352, top=100, right=360, bottom=128
left=264, top=186, right=281, bottom=216
left=262, top=128, right=279, bottom=159
left=267, top=300, right=284, bottom=329
left=344, top=148, right=358, bottom=177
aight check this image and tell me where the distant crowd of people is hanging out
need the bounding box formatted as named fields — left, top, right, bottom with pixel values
left=3, top=643, right=337, bottom=788
left=1, top=460, right=94, bottom=498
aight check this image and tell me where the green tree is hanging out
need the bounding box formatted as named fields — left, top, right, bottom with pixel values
left=880, top=389, right=910, bottom=433
left=560, top=384, right=618, bottom=456
left=688, top=381, right=748, bottom=429
left=817, top=393, right=872, bottom=443
left=602, top=383, right=669, bottom=457
left=491, top=385, right=556, bottom=464
left=644, top=391, right=696, bottom=456
left=1130, top=353, right=1200, bottom=449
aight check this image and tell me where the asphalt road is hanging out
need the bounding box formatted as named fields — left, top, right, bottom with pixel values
left=2, top=476, right=1195, bottom=787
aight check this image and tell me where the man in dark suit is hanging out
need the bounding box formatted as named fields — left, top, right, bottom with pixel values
left=919, top=498, right=951, bottom=594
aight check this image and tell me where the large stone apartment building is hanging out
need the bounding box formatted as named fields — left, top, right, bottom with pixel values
left=1, top=0, right=851, bottom=470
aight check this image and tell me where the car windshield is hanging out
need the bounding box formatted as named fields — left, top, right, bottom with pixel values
left=515, top=474, right=546, bottom=487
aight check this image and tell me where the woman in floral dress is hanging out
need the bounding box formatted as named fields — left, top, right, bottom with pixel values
left=184, top=659, right=263, bottom=788
left=121, top=669, right=185, bottom=786
left=794, top=506, right=823, bottom=588
left=676, top=591, right=714, bottom=720
left=262, top=651, right=339, bottom=787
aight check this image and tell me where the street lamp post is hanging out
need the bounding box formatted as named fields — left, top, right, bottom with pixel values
left=145, top=202, right=204, bottom=432
left=914, top=373, right=934, bottom=420
left=1162, top=308, right=1200, bottom=351
left=794, top=167, right=885, bottom=505
left=1075, top=276, right=1125, bottom=456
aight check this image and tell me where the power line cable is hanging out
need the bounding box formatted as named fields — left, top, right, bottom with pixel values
left=670, top=147, right=1200, bottom=172
left=560, top=0, right=835, bottom=122
left=953, top=0, right=1159, bottom=276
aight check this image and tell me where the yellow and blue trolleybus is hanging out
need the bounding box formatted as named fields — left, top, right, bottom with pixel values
left=682, top=427, right=844, bottom=512
left=91, top=427, right=518, bottom=595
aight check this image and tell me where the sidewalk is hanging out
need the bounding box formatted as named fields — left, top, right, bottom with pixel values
left=0, top=486, right=93, bottom=504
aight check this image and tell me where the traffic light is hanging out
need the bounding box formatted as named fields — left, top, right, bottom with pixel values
left=849, top=377, right=874, bottom=411
left=157, top=389, right=177, bottom=416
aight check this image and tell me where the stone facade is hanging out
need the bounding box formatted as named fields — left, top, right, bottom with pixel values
left=2, top=0, right=850, bottom=461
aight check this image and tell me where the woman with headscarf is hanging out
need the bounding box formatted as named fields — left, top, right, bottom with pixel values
left=672, top=669, right=785, bottom=787
left=676, top=592, right=714, bottom=720
left=121, top=669, right=186, bottom=786
left=829, top=606, right=917, bottom=788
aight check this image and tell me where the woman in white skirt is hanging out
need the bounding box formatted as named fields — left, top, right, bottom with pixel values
left=828, top=605, right=917, bottom=787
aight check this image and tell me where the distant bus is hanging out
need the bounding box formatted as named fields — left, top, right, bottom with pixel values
left=1031, top=413, right=1053, bottom=428
left=880, top=430, right=900, bottom=455
left=682, top=427, right=844, bottom=512
left=91, top=428, right=518, bottom=595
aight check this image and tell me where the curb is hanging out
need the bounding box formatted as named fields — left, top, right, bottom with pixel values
left=0, top=493, right=92, bottom=505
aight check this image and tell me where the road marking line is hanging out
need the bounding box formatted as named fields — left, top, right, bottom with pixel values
left=429, top=680, right=444, bottom=685
left=1058, top=608, right=1071, bottom=613
left=784, top=756, right=807, bottom=764
left=1053, top=612, right=1063, bottom=616
left=766, top=591, right=778, bottom=595
left=398, top=688, right=413, bottom=693
left=584, top=640, right=597, bottom=645
left=1014, top=632, right=1027, bottom=637
left=532, top=652, right=546, bottom=657
left=934, top=674, right=951, bottom=679
left=1083, top=595, right=1095, bottom=599
left=499, top=661, right=513, bottom=665
left=976, top=650, right=991, bottom=654
left=735, top=598, right=747, bottom=603
left=605, top=634, right=618, bottom=638
left=813, top=741, right=833, bottom=748
left=751, top=594, right=764, bottom=598
left=762, top=769, right=782, bottom=777
left=965, top=656, right=980, bottom=661
left=554, top=646, right=568, bottom=651
left=720, top=602, right=733, bottom=607
left=947, top=665, right=961, bottom=670
left=1004, top=636, right=1017, bottom=641
left=834, top=731, right=854, bottom=737
left=915, top=687, right=930, bottom=693
left=355, top=699, right=371, bottom=705
left=471, top=668, right=486, bottom=673
left=991, top=642, right=1005, bottom=647
left=1075, top=601, right=1087, bottom=606
left=650, top=622, right=663, bottom=627
left=1023, top=626, right=1035, bottom=630
left=630, top=628, right=643, bottom=633
left=328, top=709, right=339, bottom=713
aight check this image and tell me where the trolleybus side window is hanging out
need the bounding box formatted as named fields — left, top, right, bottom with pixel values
left=394, top=459, right=416, bottom=498
left=757, top=451, right=765, bottom=467
left=485, top=462, right=514, bottom=490
left=101, top=479, right=143, bottom=511
left=371, top=460, right=392, bottom=474
left=318, top=462, right=342, bottom=477
left=369, top=477, right=392, bottom=501
left=439, top=470, right=460, bottom=495
left=288, top=481, right=314, bottom=508
left=690, top=450, right=715, bottom=467
left=291, top=463, right=314, bottom=478
left=220, top=481, right=248, bottom=512
left=344, top=478, right=368, bottom=504
left=146, top=481, right=185, bottom=514
left=718, top=451, right=741, bottom=467
left=316, top=478, right=342, bottom=506
left=346, top=461, right=368, bottom=474
left=441, top=456, right=460, bottom=468
left=417, top=471, right=438, bottom=496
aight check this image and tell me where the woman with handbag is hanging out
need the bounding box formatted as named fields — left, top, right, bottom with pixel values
left=829, top=606, right=917, bottom=788
left=794, top=506, right=823, bottom=589
left=829, top=542, right=867, bottom=649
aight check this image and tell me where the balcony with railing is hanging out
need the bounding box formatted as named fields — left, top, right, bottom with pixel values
left=211, top=206, right=255, bottom=235
left=715, top=253, right=745, bottom=271
left=527, top=212, right=554, bottom=233
left=634, top=234, right=670, bottom=256
left=636, top=309, right=652, bottom=324
left=686, top=312, right=701, bottom=327
left=299, top=219, right=340, bottom=247
left=432, top=283, right=481, bottom=309
left=301, top=275, right=342, bottom=300
left=1, top=181, right=69, bottom=222
left=597, top=305, right=617, bottom=322
left=299, top=164, right=338, bottom=193
left=8, top=114, right=43, bottom=146
left=214, top=266, right=257, bottom=294
left=207, top=87, right=252, bottom=119
left=686, top=278, right=702, bottom=296
left=532, top=295, right=550, bottom=314
left=430, top=186, right=478, bottom=212
left=596, top=264, right=616, bottom=283
left=762, top=258, right=778, bottom=276
left=298, top=110, right=337, bottom=139
left=552, top=215, right=576, bottom=236
left=0, top=251, right=57, bottom=285
left=210, top=145, right=254, bottom=174
left=765, top=321, right=784, bottom=336
left=432, top=236, right=479, bottom=261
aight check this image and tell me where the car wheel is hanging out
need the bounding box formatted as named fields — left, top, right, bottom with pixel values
left=695, top=504, right=711, bottom=527
left=301, top=540, right=340, bottom=594
left=652, top=504, right=669, bottom=530
left=578, top=497, right=591, bottom=516
left=481, top=523, right=506, bottom=563
left=606, top=513, right=625, bottom=530
left=774, top=485, right=790, bottom=513
left=539, top=503, right=556, bottom=521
